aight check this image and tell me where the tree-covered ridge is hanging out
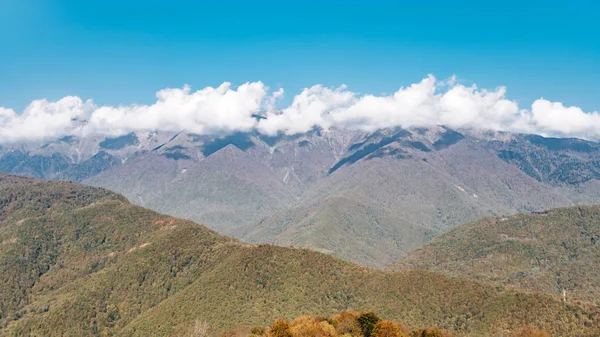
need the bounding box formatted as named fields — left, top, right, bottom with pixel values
left=395, top=205, right=600, bottom=306
left=0, top=174, right=598, bottom=336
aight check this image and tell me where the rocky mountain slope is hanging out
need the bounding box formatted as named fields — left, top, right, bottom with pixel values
left=3, top=127, right=600, bottom=266
left=240, top=129, right=577, bottom=266
left=1, top=174, right=598, bottom=336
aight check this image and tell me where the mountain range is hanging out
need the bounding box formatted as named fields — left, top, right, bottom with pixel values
left=3, top=127, right=600, bottom=266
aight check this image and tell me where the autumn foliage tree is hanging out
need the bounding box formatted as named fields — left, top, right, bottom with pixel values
left=269, top=319, right=293, bottom=337
left=289, top=316, right=337, bottom=337
left=229, top=311, right=453, bottom=337
left=370, top=320, right=408, bottom=337
left=331, top=311, right=362, bottom=336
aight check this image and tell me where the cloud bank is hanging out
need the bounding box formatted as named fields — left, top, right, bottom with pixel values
left=1, top=75, right=599, bottom=143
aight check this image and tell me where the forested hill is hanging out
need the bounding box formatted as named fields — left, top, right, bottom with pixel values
left=0, top=174, right=598, bottom=336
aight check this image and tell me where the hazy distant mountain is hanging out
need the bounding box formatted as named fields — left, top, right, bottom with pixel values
left=1, top=175, right=597, bottom=336
left=4, top=127, right=600, bottom=266
left=84, top=129, right=361, bottom=233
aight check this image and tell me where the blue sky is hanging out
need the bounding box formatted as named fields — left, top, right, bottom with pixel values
left=1, top=0, right=599, bottom=112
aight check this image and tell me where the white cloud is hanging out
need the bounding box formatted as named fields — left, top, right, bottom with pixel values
left=0, top=82, right=270, bottom=143
left=257, top=76, right=522, bottom=135
left=84, top=82, right=268, bottom=137
left=328, top=76, right=440, bottom=131
left=259, top=76, right=600, bottom=140
left=526, top=99, right=600, bottom=139
left=1, top=76, right=599, bottom=143
left=258, top=84, right=356, bottom=135
left=0, top=96, right=94, bottom=143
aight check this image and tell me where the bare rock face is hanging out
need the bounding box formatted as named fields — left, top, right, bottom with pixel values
left=3, top=126, right=600, bottom=266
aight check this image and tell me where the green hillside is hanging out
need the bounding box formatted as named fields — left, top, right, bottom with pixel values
left=395, top=205, right=600, bottom=306
left=1, top=174, right=598, bottom=336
